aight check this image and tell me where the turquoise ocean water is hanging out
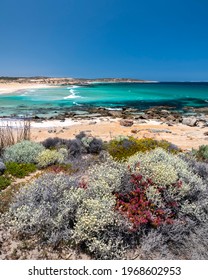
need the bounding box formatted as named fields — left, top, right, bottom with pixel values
left=0, top=82, right=208, bottom=117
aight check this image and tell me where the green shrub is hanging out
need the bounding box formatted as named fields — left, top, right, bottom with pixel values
left=107, top=137, right=180, bottom=161
left=36, top=149, right=65, bottom=168
left=5, top=162, right=37, bottom=178
left=0, top=176, right=11, bottom=191
left=3, top=140, right=45, bottom=164
left=192, top=145, right=208, bottom=162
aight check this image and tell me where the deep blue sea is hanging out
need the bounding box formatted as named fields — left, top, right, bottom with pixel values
left=0, top=82, right=208, bottom=117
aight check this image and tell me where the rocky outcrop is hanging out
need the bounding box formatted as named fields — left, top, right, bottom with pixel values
left=120, top=119, right=134, bottom=127
left=182, top=116, right=208, bottom=127
left=108, top=110, right=123, bottom=118
left=182, top=117, right=198, bottom=127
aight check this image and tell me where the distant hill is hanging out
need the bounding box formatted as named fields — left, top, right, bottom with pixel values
left=0, top=77, right=150, bottom=85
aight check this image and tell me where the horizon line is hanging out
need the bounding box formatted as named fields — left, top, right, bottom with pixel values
left=1, top=76, right=208, bottom=83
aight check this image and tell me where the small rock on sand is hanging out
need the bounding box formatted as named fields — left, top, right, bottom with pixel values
left=120, top=119, right=134, bottom=127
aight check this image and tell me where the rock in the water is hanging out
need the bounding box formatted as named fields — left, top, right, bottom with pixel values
left=120, top=119, right=134, bottom=127
left=204, top=131, right=208, bottom=136
left=182, top=117, right=197, bottom=127
left=0, top=162, right=6, bottom=175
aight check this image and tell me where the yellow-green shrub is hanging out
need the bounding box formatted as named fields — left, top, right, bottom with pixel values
left=36, top=149, right=65, bottom=168
left=107, top=137, right=180, bottom=161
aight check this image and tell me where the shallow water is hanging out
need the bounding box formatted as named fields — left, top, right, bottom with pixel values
left=0, top=82, right=207, bottom=117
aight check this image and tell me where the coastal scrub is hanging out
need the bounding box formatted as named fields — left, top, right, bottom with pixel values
left=3, top=140, right=45, bottom=164
left=107, top=137, right=180, bottom=161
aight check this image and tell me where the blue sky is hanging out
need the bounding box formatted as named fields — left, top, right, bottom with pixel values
left=0, top=0, right=208, bottom=81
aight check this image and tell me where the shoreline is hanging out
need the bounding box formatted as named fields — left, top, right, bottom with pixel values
left=0, top=83, right=58, bottom=94
left=1, top=116, right=207, bottom=150
left=0, top=77, right=151, bottom=95
left=29, top=118, right=208, bottom=150
left=0, top=80, right=207, bottom=151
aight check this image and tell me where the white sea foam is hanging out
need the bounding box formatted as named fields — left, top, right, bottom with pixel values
left=64, top=87, right=82, bottom=99
left=66, top=85, right=80, bottom=89
left=105, top=107, right=122, bottom=111
left=73, top=102, right=82, bottom=106
left=20, top=91, right=31, bottom=96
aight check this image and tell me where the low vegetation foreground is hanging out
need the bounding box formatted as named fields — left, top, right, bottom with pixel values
left=0, top=130, right=208, bottom=259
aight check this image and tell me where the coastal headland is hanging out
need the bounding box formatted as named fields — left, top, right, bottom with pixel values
left=0, top=76, right=151, bottom=94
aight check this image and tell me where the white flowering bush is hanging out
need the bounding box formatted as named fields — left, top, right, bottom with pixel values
left=87, top=155, right=127, bottom=193
left=3, top=140, right=45, bottom=164
left=36, top=149, right=65, bottom=168
left=74, top=197, right=116, bottom=242
left=73, top=156, right=131, bottom=259
left=128, top=148, right=204, bottom=189
left=73, top=193, right=129, bottom=259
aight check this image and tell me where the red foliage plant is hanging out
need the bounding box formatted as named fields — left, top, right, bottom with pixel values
left=79, top=176, right=88, bottom=189
left=115, top=173, right=182, bottom=231
left=46, top=164, right=74, bottom=174
left=47, top=165, right=65, bottom=173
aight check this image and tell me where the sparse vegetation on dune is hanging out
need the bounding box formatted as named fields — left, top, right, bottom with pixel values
left=0, top=119, right=31, bottom=156
left=0, top=133, right=208, bottom=260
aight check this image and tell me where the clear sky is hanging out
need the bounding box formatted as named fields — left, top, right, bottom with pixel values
left=0, top=0, right=208, bottom=81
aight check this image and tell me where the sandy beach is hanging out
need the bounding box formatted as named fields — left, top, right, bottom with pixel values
left=28, top=118, right=208, bottom=150
left=0, top=83, right=56, bottom=94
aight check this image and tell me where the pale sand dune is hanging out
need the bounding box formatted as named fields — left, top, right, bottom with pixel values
left=0, top=83, right=56, bottom=94
left=1, top=117, right=207, bottom=150
left=29, top=118, right=208, bottom=150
